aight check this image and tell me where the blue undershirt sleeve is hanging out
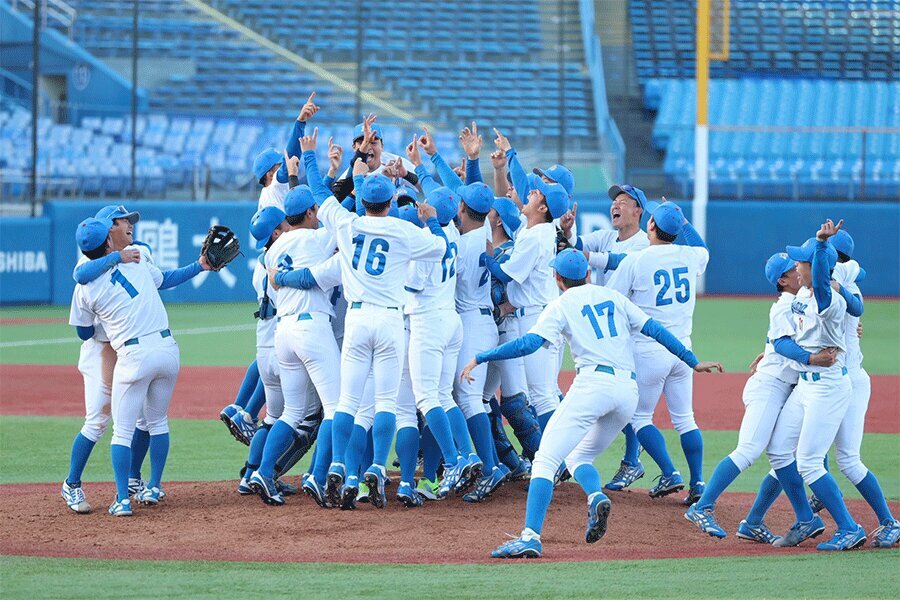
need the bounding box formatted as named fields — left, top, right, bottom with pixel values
left=855, top=267, right=866, bottom=283
left=465, top=157, right=483, bottom=184
left=476, top=333, right=546, bottom=363
left=812, top=240, right=832, bottom=311
left=429, top=152, right=464, bottom=191
left=275, top=268, right=317, bottom=290
left=159, top=261, right=203, bottom=290
left=302, top=149, right=332, bottom=203
left=505, top=148, right=531, bottom=203
left=605, top=253, right=627, bottom=272
left=484, top=253, right=512, bottom=284
left=772, top=335, right=812, bottom=365
left=640, top=318, right=699, bottom=368
left=414, top=164, right=442, bottom=197
left=75, top=325, right=95, bottom=341
left=836, top=285, right=864, bottom=317
left=680, top=222, right=707, bottom=248
left=73, top=253, right=121, bottom=284
left=276, top=120, right=304, bottom=184
left=425, top=217, right=448, bottom=243
left=341, top=196, right=356, bottom=212
left=574, top=237, right=584, bottom=251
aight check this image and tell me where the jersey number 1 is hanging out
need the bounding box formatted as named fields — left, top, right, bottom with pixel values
left=351, top=234, right=389, bottom=276
left=111, top=270, right=139, bottom=298
left=581, top=301, right=618, bottom=339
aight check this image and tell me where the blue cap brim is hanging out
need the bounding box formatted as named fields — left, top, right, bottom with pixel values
left=786, top=245, right=812, bottom=262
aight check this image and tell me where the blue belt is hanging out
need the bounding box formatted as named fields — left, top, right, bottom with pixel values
left=123, top=329, right=171, bottom=347
left=350, top=301, right=398, bottom=311
left=277, top=312, right=331, bottom=322
left=576, top=364, right=636, bottom=380
left=513, top=305, right=546, bottom=317
left=800, top=367, right=847, bottom=382
left=479, top=308, right=492, bottom=316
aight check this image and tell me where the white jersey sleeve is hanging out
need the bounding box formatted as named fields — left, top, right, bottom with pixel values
left=407, top=223, right=448, bottom=263
left=310, top=252, right=342, bottom=291
left=136, top=244, right=164, bottom=289
left=502, top=226, right=543, bottom=284
left=580, top=229, right=618, bottom=253
left=317, top=195, right=356, bottom=235
left=528, top=298, right=568, bottom=344
left=69, top=286, right=96, bottom=328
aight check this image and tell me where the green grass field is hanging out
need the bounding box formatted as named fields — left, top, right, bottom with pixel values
left=2, top=298, right=898, bottom=597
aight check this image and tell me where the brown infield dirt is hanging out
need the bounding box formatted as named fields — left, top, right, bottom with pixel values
left=0, top=480, right=896, bottom=564
left=2, top=364, right=898, bottom=433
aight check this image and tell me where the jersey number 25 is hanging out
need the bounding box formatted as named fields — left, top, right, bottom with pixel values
left=654, top=267, right=690, bottom=306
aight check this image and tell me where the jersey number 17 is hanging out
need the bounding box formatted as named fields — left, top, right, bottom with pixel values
left=581, top=301, right=618, bottom=339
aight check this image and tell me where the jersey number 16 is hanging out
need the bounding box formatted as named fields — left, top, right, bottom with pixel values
left=352, top=234, right=389, bottom=276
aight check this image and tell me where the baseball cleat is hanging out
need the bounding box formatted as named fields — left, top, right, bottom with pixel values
left=219, top=403, right=239, bottom=420
left=586, top=493, right=612, bottom=543
left=340, top=478, right=359, bottom=511
left=649, top=471, right=685, bottom=498
left=397, top=482, right=424, bottom=508
left=491, top=536, right=542, bottom=559
left=61, top=481, right=91, bottom=514
left=225, top=409, right=257, bottom=446
left=816, top=526, right=867, bottom=551
left=416, top=477, right=441, bottom=501
left=683, top=482, right=705, bottom=506
left=325, top=463, right=346, bottom=507
left=604, top=460, right=644, bottom=491
left=685, top=504, right=726, bottom=538
left=158, top=487, right=167, bottom=501
left=869, top=518, right=900, bottom=548
left=507, top=458, right=531, bottom=481
left=464, top=466, right=509, bottom=503
left=108, top=497, right=133, bottom=517
left=248, top=471, right=285, bottom=506
left=773, top=515, right=826, bottom=547
left=363, top=466, right=388, bottom=509
left=275, top=478, right=298, bottom=496
left=808, top=493, right=826, bottom=514
left=437, top=459, right=465, bottom=498
left=237, top=475, right=254, bottom=495
left=736, top=520, right=781, bottom=544
left=356, top=482, right=370, bottom=503
left=135, top=486, right=162, bottom=506
left=128, top=477, right=145, bottom=498
left=457, top=454, right=484, bottom=492
left=302, top=475, right=330, bottom=508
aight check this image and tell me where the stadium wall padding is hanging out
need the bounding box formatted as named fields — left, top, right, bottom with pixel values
left=0, top=199, right=896, bottom=306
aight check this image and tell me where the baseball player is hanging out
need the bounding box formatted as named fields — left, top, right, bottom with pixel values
left=684, top=251, right=838, bottom=540
left=69, top=216, right=206, bottom=515
left=605, top=201, right=709, bottom=504
left=460, top=249, right=722, bottom=558
left=311, top=135, right=449, bottom=509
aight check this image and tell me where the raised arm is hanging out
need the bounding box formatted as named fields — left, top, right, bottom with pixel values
left=460, top=122, right=484, bottom=184
left=277, top=92, right=319, bottom=183
left=418, top=126, right=464, bottom=191
left=640, top=318, right=723, bottom=372
left=159, top=261, right=204, bottom=290
left=299, top=128, right=332, bottom=204
left=813, top=219, right=843, bottom=311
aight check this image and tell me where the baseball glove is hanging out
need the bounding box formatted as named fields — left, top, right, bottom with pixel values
left=201, top=225, right=241, bottom=271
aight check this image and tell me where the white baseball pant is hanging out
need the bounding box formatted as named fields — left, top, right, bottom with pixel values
left=632, top=343, right=697, bottom=434
left=453, top=309, right=499, bottom=419
left=726, top=372, right=795, bottom=472
left=409, top=309, right=463, bottom=414
left=833, top=367, right=872, bottom=485
left=275, top=313, right=341, bottom=426
left=257, top=345, right=284, bottom=425
left=77, top=338, right=115, bottom=442
left=509, top=308, right=559, bottom=417
left=395, top=320, right=418, bottom=430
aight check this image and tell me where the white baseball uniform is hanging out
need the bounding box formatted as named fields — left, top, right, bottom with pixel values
left=69, top=246, right=179, bottom=448
left=483, top=240, right=528, bottom=404
left=525, top=285, right=651, bottom=482
left=267, top=227, right=340, bottom=426
left=453, top=224, right=498, bottom=418
left=317, top=195, right=447, bottom=418
left=579, top=229, right=650, bottom=285
left=607, top=243, right=709, bottom=434
left=252, top=257, right=284, bottom=426
left=503, top=221, right=560, bottom=417
left=405, top=222, right=464, bottom=417
left=258, top=179, right=289, bottom=212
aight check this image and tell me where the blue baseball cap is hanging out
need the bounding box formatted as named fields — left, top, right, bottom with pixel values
left=427, top=186, right=459, bottom=226
left=396, top=186, right=417, bottom=205
left=764, top=252, right=797, bottom=288
left=388, top=201, right=400, bottom=218
left=534, top=164, right=574, bottom=197
left=253, top=148, right=283, bottom=184
left=352, top=122, right=384, bottom=142
left=533, top=178, right=569, bottom=219
left=831, top=230, right=854, bottom=258
left=551, top=248, right=589, bottom=280
left=76, top=217, right=113, bottom=252
left=95, top=204, right=140, bottom=224
left=458, top=182, right=494, bottom=214
left=786, top=237, right=838, bottom=269
left=360, top=174, right=395, bottom=205
left=397, top=204, right=423, bottom=227
left=284, top=185, right=316, bottom=217
left=609, top=184, right=647, bottom=210
left=492, top=197, right=521, bottom=241
left=250, top=206, right=287, bottom=250
left=651, top=202, right=685, bottom=237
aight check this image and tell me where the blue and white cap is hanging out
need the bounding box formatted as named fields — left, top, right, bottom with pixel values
left=250, top=206, right=286, bottom=250
left=284, top=185, right=316, bottom=217
left=551, top=248, right=588, bottom=280
left=764, top=252, right=797, bottom=288
left=533, top=178, right=569, bottom=219
left=253, top=148, right=283, bottom=184
left=95, top=204, right=140, bottom=224
left=651, top=202, right=685, bottom=237
left=76, top=217, right=114, bottom=252
left=360, top=174, right=395, bottom=204
left=458, top=182, right=494, bottom=214
left=786, top=237, right=838, bottom=269
left=492, top=197, right=520, bottom=240
left=831, top=230, right=854, bottom=258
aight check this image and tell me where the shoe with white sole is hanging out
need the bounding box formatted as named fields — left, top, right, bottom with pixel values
left=108, top=497, right=133, bottom=516
left=61, top=481, right=91, bottom=514
left=136, top=486, right=163, bottom=506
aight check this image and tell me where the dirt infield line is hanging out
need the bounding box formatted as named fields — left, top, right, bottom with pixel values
left=0, top=480, right=894, bottom=564
left=2, top=364, right=897, bottom=433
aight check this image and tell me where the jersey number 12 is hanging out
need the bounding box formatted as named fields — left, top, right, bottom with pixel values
left=581, top=301, right=618, bottom=339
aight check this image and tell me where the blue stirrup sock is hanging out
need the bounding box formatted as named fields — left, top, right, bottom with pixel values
left=129, top=427, right=151, bottom=479
left=466, top=412, right=496, bottom=471
left=697, top=457, right=741, bottom=510
left=622, top=424, right=640, bottom=467
left=775, top=462, right=814, bottom=522
left=424, top=407, right=460, bottom=466
left=537, top=410, right=553, bottom=432
left=395, top=426, right=419, bottom=483
left=258, top=421, right=295, bottom=479
left=244, top=379, right=266, bottom=421
left=573, top=463, right=603, bottom=497
left=343, top=424, right=369, bottom=481
left=523, top=476, right=555, bottom=535
left=110, top=443, right=132, bottom=502
left=636, top=424, right=677, bottom=476
left=446, top=407, right=473, bottom=455
left=329, top=411, right=355, bottom=466
left=420, top=426, right=442, bottom=481
left=66, top=433, right=96, bottom=485
left=854, top=471, right=894, bottom=523
left=810, top=473, right=857, bottom=531
left=745, top=473, right=783, bottom=526
left=679, top=429, right=704, bottom=486
left=147, top=433, right=169, bottom=489
left=372, top=411, right=396, bottom=470
left=233, top=360, right=260, bottom=409
left=245, top=424, right=270, bottom=471
left=311, top=419, right=333, bottom=483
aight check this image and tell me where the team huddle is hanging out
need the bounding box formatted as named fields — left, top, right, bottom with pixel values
left=60, top=92, right=898, bottom=558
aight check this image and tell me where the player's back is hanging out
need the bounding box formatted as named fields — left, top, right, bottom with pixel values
left=755, top=292, right=803, bottom=384
left=608, top=243, right=708, bottom=347
left=533, top=284, right=651, bottom=374
left=267, top=227, right=337, bottom=318
left=73, top=246, right=169, bottom=351
left=833, top=260, right=864, bottom=370
left=454, top=224, right=492, bottom=313
left=405, top=223, right=460, bottom=314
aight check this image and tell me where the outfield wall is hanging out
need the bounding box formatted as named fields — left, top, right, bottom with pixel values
left=0, top=199, right=896, bottom=305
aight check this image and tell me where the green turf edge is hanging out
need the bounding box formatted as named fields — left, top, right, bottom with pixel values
left=3, top=416, right=897, bottom=501
left=2, top=553, right=897, bottom=599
